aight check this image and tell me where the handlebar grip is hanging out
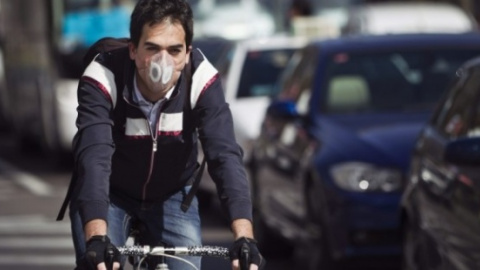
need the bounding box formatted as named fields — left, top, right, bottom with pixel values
left=239, top=243, right=250, bottom=270
left=105, top=246, right=115, bottom=270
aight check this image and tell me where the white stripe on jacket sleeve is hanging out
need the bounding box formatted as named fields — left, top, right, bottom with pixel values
left=82, top=60, right=118, bottom=108
left=190, top=58, right=218, bottom=109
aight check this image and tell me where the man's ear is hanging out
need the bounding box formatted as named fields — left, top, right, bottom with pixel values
left=185, top=45, right=193, bottom=64
left=128, top=42, right=136, bottom=60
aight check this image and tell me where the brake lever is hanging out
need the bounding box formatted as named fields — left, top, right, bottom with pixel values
left=105, top=246, right=115, bottom=270
left=239, top=242, right=250, bottom=270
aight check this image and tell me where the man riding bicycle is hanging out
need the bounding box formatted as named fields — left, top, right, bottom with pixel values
left=56, top=0, right=265, bottom=269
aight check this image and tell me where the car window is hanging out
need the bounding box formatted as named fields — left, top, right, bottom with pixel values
left=192, top=38, right=233, bottom=68
left=435, top=67, right=480, bottom=138
left=277, top=46, right=318, bottom=107
left=321, top=49, right=480, bottom=114
left=237, top=48, right=297, bottom=98
left=467, top=101, right=480, bottom=137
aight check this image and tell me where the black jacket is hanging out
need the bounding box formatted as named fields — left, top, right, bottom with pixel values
left=67, top=47, right=251, bottom=225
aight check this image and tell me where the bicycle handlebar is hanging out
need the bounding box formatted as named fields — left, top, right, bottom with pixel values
left=117, top=245, right=230, bottom=259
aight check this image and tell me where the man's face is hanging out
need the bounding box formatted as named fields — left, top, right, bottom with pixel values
left=129, top=19, right=191, bottom=101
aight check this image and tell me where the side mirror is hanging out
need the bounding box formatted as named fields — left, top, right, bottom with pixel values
left=267, top=100, right=300, bottom=119
left=444, top=137, right=480, bottom=165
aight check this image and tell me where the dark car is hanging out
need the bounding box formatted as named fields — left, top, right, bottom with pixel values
left=401, top=56, right=480, bottom=270
left=250, top=33, right=480, bottom=269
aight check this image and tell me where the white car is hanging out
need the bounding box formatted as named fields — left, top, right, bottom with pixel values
left=197, top=35, right=309, bottom=199
left=342, top=2, right=478, bottom=35
left=218, top=35, right=308, bottom=161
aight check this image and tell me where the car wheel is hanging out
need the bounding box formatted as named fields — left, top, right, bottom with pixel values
left=252, top=208, right=294, bottom=259
left=299, top=173, right=338, bottom=270
left=37, top=73, right=60, bottom=154
left=249, top=154, right=293, bottom=258
left=294, top=237, right=337, bottom=270
left=402, top=218, right=426, bottom=270
left=402, top=217, right=439, bottom=270
left=246, top=156, right=259, bottom=209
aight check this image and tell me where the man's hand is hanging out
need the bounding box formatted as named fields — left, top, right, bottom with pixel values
left=229, top=237, right=266, bottom=270
left=79, top=235, right=121, bottom=270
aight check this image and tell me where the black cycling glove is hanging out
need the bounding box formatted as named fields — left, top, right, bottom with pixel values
left=79, top=235, right=121, bottom=270
left=229, top=237, right=266, bottom=270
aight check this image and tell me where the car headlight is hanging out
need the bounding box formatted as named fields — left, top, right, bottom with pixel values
left=330, top=162, right=402, bottom=192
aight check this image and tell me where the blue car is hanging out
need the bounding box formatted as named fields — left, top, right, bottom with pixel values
left=250, top=33, right=480, bottom=269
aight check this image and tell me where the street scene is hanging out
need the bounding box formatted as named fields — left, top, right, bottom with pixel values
left=1, top=0, right=480, bottom=270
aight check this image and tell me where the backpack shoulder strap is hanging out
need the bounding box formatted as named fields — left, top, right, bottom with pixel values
left=181, top=156, right=206, bottom=212
left=83, top=37, right=129, bottom=69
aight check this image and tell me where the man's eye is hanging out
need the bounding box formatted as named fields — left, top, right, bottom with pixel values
left=169, top=49, right=181, bottom=55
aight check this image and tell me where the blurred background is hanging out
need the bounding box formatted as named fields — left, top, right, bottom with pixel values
left=0, top=0, right=480, bottom=269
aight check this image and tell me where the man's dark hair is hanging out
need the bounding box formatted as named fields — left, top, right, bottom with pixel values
left=130, top=0, right=194, bottom=48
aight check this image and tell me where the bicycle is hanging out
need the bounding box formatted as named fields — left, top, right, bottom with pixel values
left=102, top=216, right=253, bottom=270
left=113, top=243, right=251, bottom=270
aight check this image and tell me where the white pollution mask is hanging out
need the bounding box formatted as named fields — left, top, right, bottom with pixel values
left=146, top=52, right=175, bottom=93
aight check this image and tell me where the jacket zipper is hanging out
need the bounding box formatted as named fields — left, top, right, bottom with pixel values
left=123, top=95, right=162, bottom=204
left=141, top=102, right=164, bottom=202
left=142, top=122, right=157, bottom=201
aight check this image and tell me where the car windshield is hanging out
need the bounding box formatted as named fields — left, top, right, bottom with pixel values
left=238, top=48, right=297, bottom=98
left=323, top=49, right=480, bottom=114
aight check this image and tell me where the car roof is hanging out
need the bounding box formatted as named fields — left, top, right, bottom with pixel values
left=309, top=33, right=480, bottom=54
left=234, top=35, right=310, bottom=51
left=345, top=2, right=477, bottom=35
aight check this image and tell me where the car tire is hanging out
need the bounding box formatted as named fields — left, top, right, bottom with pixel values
left=402, top=218, right=419, bottom=270
left=248, top=154, right=294, bottom=259
left=299, top=172, right=338, bottom=270
left=402, top=217, right=440, bottom=270
left=252, top=208, right=294, bottom=259
left=294, top=238, right=337, bottom=270
left=37, top=73, right=60, bottom=153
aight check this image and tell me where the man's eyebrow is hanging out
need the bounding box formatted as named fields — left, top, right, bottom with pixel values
left=169, top=44, right=184, bottom=50
left=144, top=42, right=184, bottom=50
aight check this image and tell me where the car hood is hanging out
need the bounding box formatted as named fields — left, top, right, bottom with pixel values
left=314, top=113, right=429, bottom=169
